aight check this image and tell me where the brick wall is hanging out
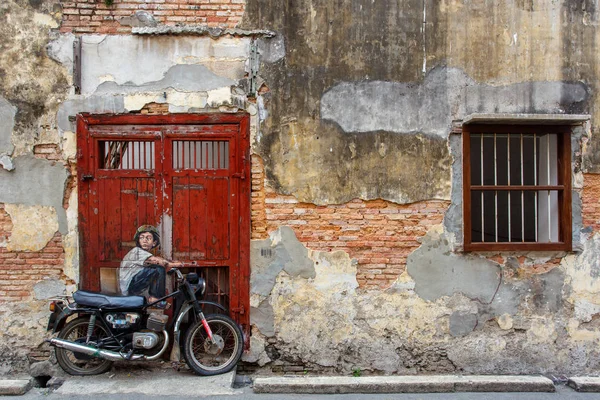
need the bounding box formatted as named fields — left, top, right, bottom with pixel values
left=251, top=156, right=450, bottom=290
left=60, top=0, right=245, bottom=34
left=582, top=173, right=600, bottom=233
left=0, top=205, right=65, bottom=302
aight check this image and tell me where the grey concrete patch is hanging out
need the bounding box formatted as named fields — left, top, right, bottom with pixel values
left=0, top=154, right=14, bottom=171
left=406, top=233, right=501, bottom=303
left=80, top=35, right=249, bottom=94
left=119, top=11, right=158, bottom=28
left=46, top=33, right=75, bottom=69
left=568, top=376, right=600, bottom=392
left=54, top=370, right=238, bottom=396
left=443, top=133, right=463, bottom=244
left=250, top=299, right=275, bottom=337
left=250, top=238, right=282, bottom=297
left=277, top=227, right=315, bottom=279
left=57, top=95, right=125, bottom=132
left=94, top=64, right=235, bottom=95
left=0, top=156, right=69, bottom=233
left=250, top=227, right=316, bottom=301
left=0, top=95, right=17, bottom=156
left=252, top=375, right=555, bottom=394
left=0, top=379, right=32, bottom=395
left=33, top=278, right=66, bottom=300
left=258, top=34, right=286, bottom=63
left=321, top=67, right=588, bottom=138
left=449, top=312, right=478, bottom=337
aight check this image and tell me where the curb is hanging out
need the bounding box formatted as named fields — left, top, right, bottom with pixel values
left=568, top=377, right=600, bottom=392
left=0, top=379, right=32, bottom=396
left=252, top=375, right=556, bottom=394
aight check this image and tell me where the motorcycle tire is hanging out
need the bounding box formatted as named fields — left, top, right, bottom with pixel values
left=183, top=314, right=243, bottom=376
left=55, top=316, right=113, bottom=376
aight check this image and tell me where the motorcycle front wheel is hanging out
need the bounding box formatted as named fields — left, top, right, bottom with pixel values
left=55, top=316, right=113, bottom=376
left=183, top=314, right=243, bottom=376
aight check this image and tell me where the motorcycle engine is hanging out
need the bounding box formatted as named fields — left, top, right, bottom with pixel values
left=104, top=312, right=141, bottom=330
left=133, top=332, right=159, bottom=349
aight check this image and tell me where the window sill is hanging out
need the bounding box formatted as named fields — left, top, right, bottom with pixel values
left=463, top=242, right=572, bottom=252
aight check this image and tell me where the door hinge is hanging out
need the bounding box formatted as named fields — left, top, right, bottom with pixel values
left=231, top=306, right=245, bottom=315
left=249, top=39, right=259, bottom=98
left=232, top=172, right=245, bottom=180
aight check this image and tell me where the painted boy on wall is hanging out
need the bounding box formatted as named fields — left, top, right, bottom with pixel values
left=118, top=225, right=183, bottom=302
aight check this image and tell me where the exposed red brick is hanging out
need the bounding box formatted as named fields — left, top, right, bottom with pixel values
left=0, top=206, right=65, bottom=302
left=59, top=0, right=245, bottom=33
left=250, top=156, right=450, bottom=290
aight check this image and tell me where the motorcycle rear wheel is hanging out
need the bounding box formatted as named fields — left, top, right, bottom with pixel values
left=183, top=314, right=243, bottom=376
left=55, top=317, right=113, bottom=376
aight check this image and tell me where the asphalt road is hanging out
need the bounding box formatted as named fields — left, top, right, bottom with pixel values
left=6, top=384, right=600, bottom=400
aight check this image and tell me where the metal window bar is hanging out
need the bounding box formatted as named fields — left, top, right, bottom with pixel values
left=534, top=133, right=538, bottom=242
left=494, top=133, right=498, bottom=242
left=480, top=134, right=484, bottom=242
left=507, top=134, right=511, bottom=242
left=101, top=141, right=154, bottom=170
left=520, top=134, right=524, bottom=242
left=173, top=141, right=229, bottom=170
left=547, top=134, right=552, bottom=242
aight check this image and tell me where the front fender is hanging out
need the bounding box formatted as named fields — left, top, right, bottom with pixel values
left=197, top=300, right=227, bottom=313
left=172, top=301, right=228, bottom=353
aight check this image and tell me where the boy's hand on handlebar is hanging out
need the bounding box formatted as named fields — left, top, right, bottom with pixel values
left=166, top=261, right=184, bottom=270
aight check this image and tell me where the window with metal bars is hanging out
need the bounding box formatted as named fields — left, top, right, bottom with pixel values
left=99, top=141, right=155, bottom=170
left=462, top=125, right=572, bottom=251
left=172, top=140, right=229, bottom=170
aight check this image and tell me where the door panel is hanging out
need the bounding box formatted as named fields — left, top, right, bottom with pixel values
left=77, top=114, right=250, bottom=329
left=172, top=176, right=231, bottom=261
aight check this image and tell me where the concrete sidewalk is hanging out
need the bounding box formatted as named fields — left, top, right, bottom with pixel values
left=252, top=375, right=556, bottom=394
left=1, top=367, right=238, bottom=397
left=4, top=372, right=600, bottom=396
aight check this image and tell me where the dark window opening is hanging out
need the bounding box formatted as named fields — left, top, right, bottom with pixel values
left=463, top=125, right=572, bottom=251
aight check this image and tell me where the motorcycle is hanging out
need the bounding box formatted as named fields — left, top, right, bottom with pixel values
left=45, top=267, right=243, bottom=376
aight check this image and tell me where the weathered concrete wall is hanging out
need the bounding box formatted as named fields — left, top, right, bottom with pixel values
left=0, top=0, right=262, bottom=375
left=245, top=225, right=600, bottom=375
left=4, top=0, right=600, bottom=378
left=242, top=0, right=595, bottom=204
left=239, top=0, right=600, bottom=376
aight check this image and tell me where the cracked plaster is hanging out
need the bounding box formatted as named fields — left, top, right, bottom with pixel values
left=250, top=224, right=600, bottom=374
left=4, top=204, right=58, bottom=251
left=0, top=156, right=68, bottom=233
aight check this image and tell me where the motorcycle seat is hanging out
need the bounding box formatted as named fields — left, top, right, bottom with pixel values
left=73, top=290, right=146, bottom=309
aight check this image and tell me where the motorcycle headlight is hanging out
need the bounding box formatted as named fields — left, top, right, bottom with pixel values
left=186, top=272, right=199, bottom=284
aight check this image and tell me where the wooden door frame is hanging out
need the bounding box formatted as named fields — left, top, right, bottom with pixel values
left=76, top=113, right=251, bottom=326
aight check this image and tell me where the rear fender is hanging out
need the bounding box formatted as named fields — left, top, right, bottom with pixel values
left=47, top=303, right=75, bottom=333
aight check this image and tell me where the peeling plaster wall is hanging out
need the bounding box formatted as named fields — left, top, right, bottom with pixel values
left=239, top=0, right=600, bottom=376
left=247, top=226, right=600, bottom=375
left=5, top=0, right=600, bottom=378
left=242, top=0, right=596, bottom=205
left=1, top=0, right=263, bottom=375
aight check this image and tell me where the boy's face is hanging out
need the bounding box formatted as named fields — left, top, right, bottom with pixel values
left=138, top=232, right=157, bottom=251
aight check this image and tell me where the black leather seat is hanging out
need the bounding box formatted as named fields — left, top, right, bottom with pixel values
left=73, top=290, right=146, bottom=309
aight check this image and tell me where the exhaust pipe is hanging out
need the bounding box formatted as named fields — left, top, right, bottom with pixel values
left=48, top=331, right=169, bottom=362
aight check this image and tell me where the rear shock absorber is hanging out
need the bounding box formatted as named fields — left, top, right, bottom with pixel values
left=86, top=315, right=97, bottom=344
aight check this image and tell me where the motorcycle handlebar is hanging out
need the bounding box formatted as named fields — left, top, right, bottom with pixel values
left=167, top=267, right=184, bottom=280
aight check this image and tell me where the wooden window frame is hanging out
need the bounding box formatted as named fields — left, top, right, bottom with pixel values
left=463, top=124, right=572, bottom=252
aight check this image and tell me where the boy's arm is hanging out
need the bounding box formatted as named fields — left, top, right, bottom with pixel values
left=145, top=256, right=184, bottom=270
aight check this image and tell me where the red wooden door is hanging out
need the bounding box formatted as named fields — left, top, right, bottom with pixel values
left=77, top=114, right=250, bottom=327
